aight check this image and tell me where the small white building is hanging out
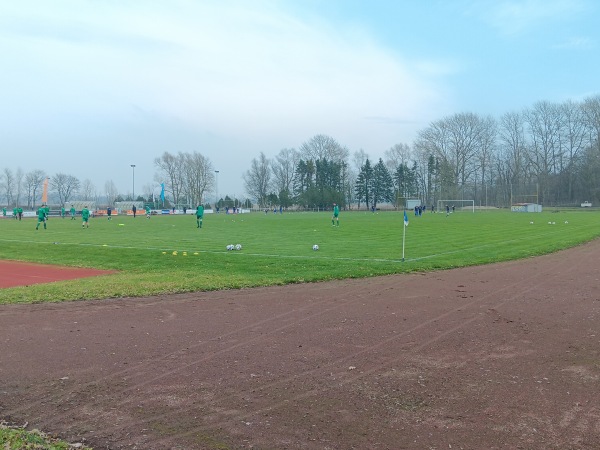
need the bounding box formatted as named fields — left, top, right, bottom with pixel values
left=511, top=203, right=543, bottom=213
left=406, top=199, right=421, bottom=209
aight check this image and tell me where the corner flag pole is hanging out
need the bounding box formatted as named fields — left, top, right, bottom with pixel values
left=402, top=210, right=408, bottom=262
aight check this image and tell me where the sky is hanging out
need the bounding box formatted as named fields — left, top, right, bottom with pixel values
left=1, top=0, right=598, bottom=201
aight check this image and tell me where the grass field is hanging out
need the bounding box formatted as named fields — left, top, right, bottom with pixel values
left=0, top=208, right=598, bottom=305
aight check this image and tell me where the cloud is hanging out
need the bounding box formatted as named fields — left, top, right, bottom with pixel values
left=0, top=1, right=449, bottom=137
left=553, top=37, right=595, bottom=50
left=473, top=0, right=589, bottom=36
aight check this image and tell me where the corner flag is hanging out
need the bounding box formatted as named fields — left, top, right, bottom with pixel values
left=402, top=210, right=408, bottom=262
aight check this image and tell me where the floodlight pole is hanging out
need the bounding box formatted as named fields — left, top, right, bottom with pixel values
left=131, top=164, right=136, bottom=201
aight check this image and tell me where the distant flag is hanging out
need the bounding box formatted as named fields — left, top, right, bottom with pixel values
left=404, top=210, right=409, bottom=227
left=41, top=177, right=49, bottom=204
left=160, top=183, right=165, bottom=202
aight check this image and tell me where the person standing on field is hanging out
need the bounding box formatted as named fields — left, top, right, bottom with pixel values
left=70, top=206, right=76, bottom=220
left=331, top=203, right=340, bottom=227
left=35, top=204, right=47, bottom=230
left=132, top=204, right=137, bottom=218
left=196, top=204, right=204, bottom=228
left=82, top=206, right=90, bottom=228
left=145, top=205, right=151, bottom=219
left=61, top=206, right=66, bottom=218
left=107, top=206, right=112, bottom=221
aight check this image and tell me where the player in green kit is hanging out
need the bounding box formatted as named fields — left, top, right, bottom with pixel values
left=61, top=206, right=65, bottom=218
left=145, top=205, right=151, bottom=219
left=35, top=204, right=47, bottom=230
left=331, top=203, right=340, bottom=227
left=13, top=207, right=17, bottom=220
left=2, top=207, right=6, bottom=217
left=196, top=204, right=204, bottom=228
left=81, top=206, right=90, bottom=228
left=70, top=206, right=76, bottom=220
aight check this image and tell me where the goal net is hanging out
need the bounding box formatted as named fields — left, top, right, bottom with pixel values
left=437, top=199, right=475, bottom=213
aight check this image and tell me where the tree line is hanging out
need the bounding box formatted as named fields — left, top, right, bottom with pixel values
left=0, top=151, right=218, bottom=209
left=244, top=95, right=600, bottom=209
left=3, top=95, right=599, bottom=210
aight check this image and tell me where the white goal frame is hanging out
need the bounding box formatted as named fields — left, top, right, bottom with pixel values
left=437, top=199, right=475, bottom=213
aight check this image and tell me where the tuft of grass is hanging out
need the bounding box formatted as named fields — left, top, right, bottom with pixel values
left=0, top=421, right=92, bottom=449
left=0, top=209, right=598, bottom=304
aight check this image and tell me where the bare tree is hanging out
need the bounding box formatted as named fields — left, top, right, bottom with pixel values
left=105, top=180, right=119, bottom=206
left=24, top=170, right=47, bottom=208
left=271, top=148, right=299, bottom=202
left=79, top=179, right=96, bottom=201
left=244, top=152, right=271, bottom=207
left=582, top=95, right=600, bottom=153
left=524, top=101, right=563, bottom=203
left=51, top=173, right=80, bottom=205
left=559, top=100, right=587, bottom=200
left=299, top=134, right=349, bottom=163
left=182, top=151, right=214, bottom=207
left=15, top=168, right=24, bottom=207
left=352, top=149, right=369, bottom=173
left=497, top=111, right=529, bottom=205
left=1, top=168, right=15, bottom=206
left=154, top=152, right=185, bottom=206
left=384, top=143, right=412, bottom=173
left=416, top=113, right=476, bottom=198
left=473, top=116, right=497, bottom=205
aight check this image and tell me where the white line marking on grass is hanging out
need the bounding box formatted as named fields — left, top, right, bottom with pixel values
left=0, top=227, right=579, bottom=265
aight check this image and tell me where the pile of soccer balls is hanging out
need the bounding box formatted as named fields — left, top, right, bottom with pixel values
left=227, top=244, right=243, bottom=251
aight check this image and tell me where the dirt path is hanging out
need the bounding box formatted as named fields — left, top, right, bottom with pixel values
left=1, top=240, right=600, bottom=449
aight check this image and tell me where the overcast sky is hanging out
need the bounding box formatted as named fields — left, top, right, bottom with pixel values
left=1, top=0, right=598, bottom=201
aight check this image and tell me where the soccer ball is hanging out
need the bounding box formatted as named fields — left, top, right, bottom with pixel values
left=226, top=244, right=234, bottom=251
left=235, top=244, right=242, bottom=251
left=312, top=244, right=319, bottom=251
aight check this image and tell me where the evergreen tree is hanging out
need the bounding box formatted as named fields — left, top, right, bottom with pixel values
left=354, top=158, right=373, bottom=208
left=372, top=158, right=394, bottom=207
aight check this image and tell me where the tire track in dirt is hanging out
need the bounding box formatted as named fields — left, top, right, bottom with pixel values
left=13, top=280, right=397, bottom=433
left=85, top=261, right=551, bottom=448
left=149, top=249, right=588, bottom=449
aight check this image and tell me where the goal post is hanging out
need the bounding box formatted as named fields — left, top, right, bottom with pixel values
left=437, top=199, right=475, bottom=213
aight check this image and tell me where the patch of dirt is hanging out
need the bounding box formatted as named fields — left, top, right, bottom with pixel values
left=0, top=260, right=116, bottom=288
left=1, top=240, right=600, bottom=449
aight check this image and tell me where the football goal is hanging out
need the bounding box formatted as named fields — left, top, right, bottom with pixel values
left=437, top=199, right=475, bottom=213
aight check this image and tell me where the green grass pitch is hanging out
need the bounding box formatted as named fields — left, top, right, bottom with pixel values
left=0, top=209, right=598, bottom=304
